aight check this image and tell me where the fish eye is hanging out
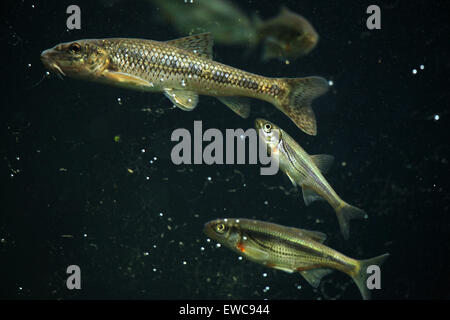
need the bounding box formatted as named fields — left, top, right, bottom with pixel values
left=69, top=43, right=81, bottom=53
left=264, top=123, right=272, bottom=132
left=215, top=223, right=226, bottom=233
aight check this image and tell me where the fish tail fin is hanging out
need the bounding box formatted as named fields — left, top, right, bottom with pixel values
left=351, top=253, right=390, bottom=300
left=277, top=76, right=329, bottom=136
left=336, top=202, right=366, bottom=240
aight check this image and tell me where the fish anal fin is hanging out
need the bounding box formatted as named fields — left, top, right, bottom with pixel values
left=103, top=71, right=153, bottom=88
left=302, top=185, right=324, bottom=206
left=216, top=97, right=251, bottom=118
left=299, top=268, right=333, bottom=288
left=310, top=154, right=334, bottom=174
left=164, top=89, right=198, bottom=111
left=165, top=33, right=213, bottom=60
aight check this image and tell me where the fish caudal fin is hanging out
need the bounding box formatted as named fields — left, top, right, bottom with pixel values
left=279, top=77, right=329, bottom=136
left=352, top=253, right=390, bottom=300
left=336, top=203, right=366, bottom=240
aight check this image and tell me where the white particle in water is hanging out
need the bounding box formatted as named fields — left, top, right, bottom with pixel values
left=434, top=114, right=440, bottom=121
left=143, top=252, right=149, bottom=256
left=420, top=64, right=425, bottom=70
left=238, top=256, right=243, bottom=260
left=207, top=176, right=212, bottom=181
left=182, top=261, right=187, bottom=265
left=412, top=69, right=417, bottom=74
left=153, top=268, right=157, bottom=272
left=83, top=233, right=87, bottom=238
left=159, top=212, right=163, bottom=216
left=264, top=201, right=268, bottom=205
left=216, top=243, right=221, bottom=248
left=262, top=273, right=267, bottom=277
left=328, top=80, right=334, bottom=86
left=206, top=238, right=211, bottom=242
left=141, top=149, right=145, bottom=153
left=200, top=247, right=205, bottom=251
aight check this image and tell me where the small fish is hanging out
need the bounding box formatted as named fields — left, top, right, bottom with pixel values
left=256, top=7, right=319, bottom=61
left=204, top=218, right=389, bottom=300
left=255, top=118, right=365, bottom=239
left=40, top=33, right=328, bottom=135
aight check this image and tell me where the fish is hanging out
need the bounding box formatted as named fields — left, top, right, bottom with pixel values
left=255, top=118, right=366, bottom=239
left=204, top=218, right=389, bottom=300
left=150, top=0, right=257, bottom=46
left=256, top=7, right=319, bottom=61
left=40, top=33, right=328, bottom=135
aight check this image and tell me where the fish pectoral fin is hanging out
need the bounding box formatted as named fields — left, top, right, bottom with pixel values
left=241, top=244, right=271, bottom=261
left=301, top=185, right=324, bottom=206
left=285, top=172, right=297, bottom=187
left=216, top=97, right=251, bottom=118
left=165, top=33, right=213, bottom=60
left=103, top=71, right=153, bottom=88
left=310, top=154, right=334, bottom=174
left=270, top=265, right=295, bottom=274
left=164, top=89, right=199, bottom=111
left=299, top=268, right=333, bottom=288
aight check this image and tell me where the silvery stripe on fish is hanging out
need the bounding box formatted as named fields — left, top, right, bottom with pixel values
left=255, top=118, right=366, bottom=239
left=204, top=218, right=389, bottom=300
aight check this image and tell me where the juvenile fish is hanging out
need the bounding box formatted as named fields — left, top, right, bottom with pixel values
left=40, top=33, right=328, bottom=135
left=255, top=118, right=366, bottom=239
left=204, top=218, right=389, bottom=300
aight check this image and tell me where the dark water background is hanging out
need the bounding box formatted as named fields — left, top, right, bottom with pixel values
left=1, top=0, right=449, bottom=299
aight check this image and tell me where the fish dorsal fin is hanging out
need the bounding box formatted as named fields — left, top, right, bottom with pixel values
left=297, top=228, right=327, bottom=243
left=165, top=33, right=213, bottom=60
left=216, top=97, right=251, bottom=118
left=299, top=268, right=333, bottom=288
left=164, top=88, right=199, bottom=111
left=310, top=154, right=334, bottom=174
left=301, top=186, right=325, bottom=206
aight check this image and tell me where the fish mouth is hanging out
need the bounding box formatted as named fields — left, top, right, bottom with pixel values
left=40, top=49, right=66, bottom=78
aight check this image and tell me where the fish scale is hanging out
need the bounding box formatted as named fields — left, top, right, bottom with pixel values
left=102, top=38, right=282, bottom=98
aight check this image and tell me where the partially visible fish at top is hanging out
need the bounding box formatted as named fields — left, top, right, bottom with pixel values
left=256, top=7, right=319, bottom=61
left=40, top=33, right=328, bottom=135
left=204, top=218, right=389, bottom=300
left=255, top=118, right=366, bottom=239
left=150, top=0, right=257, bottom=46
